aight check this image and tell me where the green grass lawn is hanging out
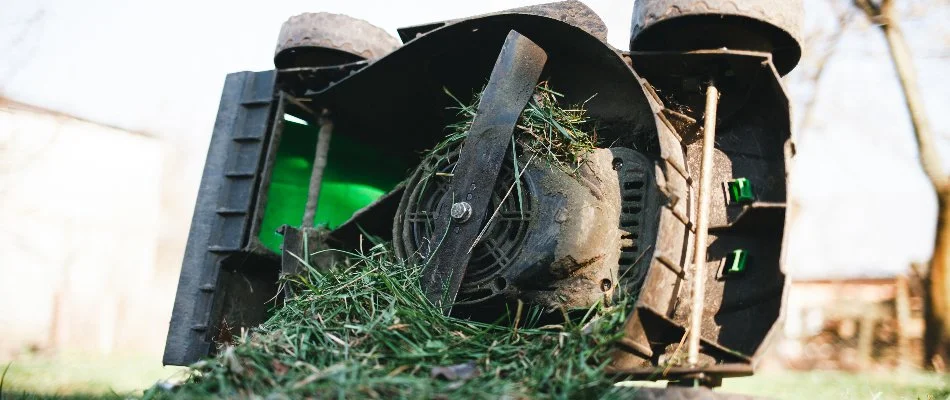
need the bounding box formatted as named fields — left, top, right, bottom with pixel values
left=2, top=360, right=947, bottom=399
left=0, top=352, right=183, bottom=398
left=722, top=370, right=950, bottom=400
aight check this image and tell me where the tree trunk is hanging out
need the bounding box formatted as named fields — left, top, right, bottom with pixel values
left=854, top=0, right=948, bottom=368
left=926, top=187, right=950, bottom=370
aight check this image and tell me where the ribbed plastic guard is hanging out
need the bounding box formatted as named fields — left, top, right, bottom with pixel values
left=164, top=70, right=276, bottom=365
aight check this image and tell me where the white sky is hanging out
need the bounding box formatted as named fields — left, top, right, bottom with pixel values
left=1, top=0, right=948, bottom=279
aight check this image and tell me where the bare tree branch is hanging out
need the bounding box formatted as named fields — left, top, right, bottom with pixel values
left=854, top=0, right=944, bottom=188
left=798, top=2, right=857, bottom=136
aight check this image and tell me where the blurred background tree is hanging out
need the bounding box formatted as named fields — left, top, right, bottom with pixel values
left=853, top=0, right=948, bottom=369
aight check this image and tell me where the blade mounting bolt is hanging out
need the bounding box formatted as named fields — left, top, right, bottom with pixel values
left=450, top=201, right=473, bottom=223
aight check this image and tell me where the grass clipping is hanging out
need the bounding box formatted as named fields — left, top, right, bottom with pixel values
left=442, top=81, right=598, bottom=176
left=148, top=85, right=638, bottom=399
left=149, top=246, right=634, bottom=399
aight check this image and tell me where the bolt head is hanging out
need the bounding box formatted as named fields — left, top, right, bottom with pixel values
left=450, top=201, right=473, bottom=222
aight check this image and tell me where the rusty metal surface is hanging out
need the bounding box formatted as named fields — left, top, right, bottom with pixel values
left=397, top=0, right=607, bottom=44
left=630, top=0, right=803, bottom=75
left=275, top=12, right=400, bottom=68
left=420, top=30, right=548, bottom=311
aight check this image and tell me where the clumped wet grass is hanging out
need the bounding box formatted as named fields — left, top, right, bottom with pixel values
left=440, top=81, right=598, bottom=176
left=145, top=244, right=636, bottom=399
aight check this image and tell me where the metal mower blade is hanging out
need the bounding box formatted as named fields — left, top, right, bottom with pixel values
left=421, top=30, right=548, bottom=312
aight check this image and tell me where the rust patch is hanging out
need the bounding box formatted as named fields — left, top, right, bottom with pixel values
left=550, top=254, right=604, bottom=279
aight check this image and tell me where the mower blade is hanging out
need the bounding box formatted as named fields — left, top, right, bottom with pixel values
left=421, top=30, right=547, bottom=312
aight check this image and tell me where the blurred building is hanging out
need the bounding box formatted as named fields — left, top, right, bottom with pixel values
left=0, top=98, right=180, bottom=358
left=766, top=276, right=925, bottom=371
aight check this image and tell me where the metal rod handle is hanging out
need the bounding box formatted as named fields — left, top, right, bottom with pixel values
left=302, top=111, right=333, bottom=228
left=688, top=81, right=720, bottom=366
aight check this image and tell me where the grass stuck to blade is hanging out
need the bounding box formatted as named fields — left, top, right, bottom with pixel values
left=145, top=244, right=635, bottom=399
left=441, top=81, right=599, bottom=177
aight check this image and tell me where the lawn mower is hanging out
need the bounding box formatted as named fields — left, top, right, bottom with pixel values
left=164, top=0, right=802, bottom=390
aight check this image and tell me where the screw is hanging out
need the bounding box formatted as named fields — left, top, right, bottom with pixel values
left=450, top=201, right=473, bottom=222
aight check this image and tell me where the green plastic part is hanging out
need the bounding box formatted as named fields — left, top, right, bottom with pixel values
left=725, top=249, right=748, bottom=275
left=728, top=178, right=754, bottom=203
left=257, top=118, right=408, bottom=252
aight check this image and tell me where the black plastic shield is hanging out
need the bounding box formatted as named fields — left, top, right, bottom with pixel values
left=163, top=70, right=277, bottom=365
